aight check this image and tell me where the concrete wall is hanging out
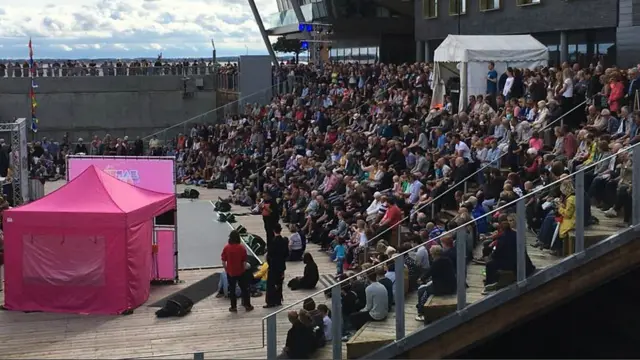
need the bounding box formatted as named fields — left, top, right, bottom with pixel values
left=414, top=0, right=618, bottom=41
left=238, top=55, right=273, bottom=109
left=0, top=75, right=217, bottom=141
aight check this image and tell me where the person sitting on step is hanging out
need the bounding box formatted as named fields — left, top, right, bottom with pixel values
left=347, top=267, right=389, bottom=334
left=415, top=245, right=456, bottom=322
left=287, top=252, right=319, bottom=290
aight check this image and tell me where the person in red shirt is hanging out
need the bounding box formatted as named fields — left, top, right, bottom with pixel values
left=379, top=198, right=403, bottom=229
left=221, top=230, right=254, bottom=313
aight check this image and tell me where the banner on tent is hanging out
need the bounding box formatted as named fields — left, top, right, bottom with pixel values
left=66, top=156, right=175, bottom=194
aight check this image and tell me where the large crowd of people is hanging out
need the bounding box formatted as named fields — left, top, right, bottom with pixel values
left=175, top=59, right=639, bottom=356
left=22, top=57, right=640, bottom=356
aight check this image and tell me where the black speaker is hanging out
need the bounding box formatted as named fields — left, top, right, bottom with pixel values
left=155, top=294, right=194, bottom=318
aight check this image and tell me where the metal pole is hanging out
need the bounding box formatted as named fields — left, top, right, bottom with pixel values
left=457, top=0, right=461, bottom=35
left=331, top=286, right=342, bottom=359
left=516, top=198, right=526, bottom=282
left=394, top=253, right=405, bottom=340
left=456, top=225, right=467, bottom=310
left=633, top=148, right=640, bottom=226
left=574, top=170, right=585, bottom=252
left=246, top=0, right=279, bottom=65
left=266, top=315, right=277, bottom=359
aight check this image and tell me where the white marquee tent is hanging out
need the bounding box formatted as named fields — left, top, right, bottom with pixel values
left=430, top=35, right=549, bottom=113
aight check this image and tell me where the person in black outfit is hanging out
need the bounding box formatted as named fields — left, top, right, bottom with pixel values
left=266, top=223, right=288, bottom=308
left=415, top=244, right=457, bottom=321
left=279, top=310, right=316, bottom=359
left=74, top=138, right=88, bottom=154
left=484, top=217, right=536, bottom=291
left=288, top=252, right=319, bottom=290
left=261, top=192, right=279, bottom=244
left=0, top=143, right=11, bottom=177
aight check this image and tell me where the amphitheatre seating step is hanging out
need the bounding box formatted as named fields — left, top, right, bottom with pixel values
left=422, top=294, right=460, bottom=325
left=346, top=323, right=395, bottom=359
left=346, top=292, right=421, bottom=358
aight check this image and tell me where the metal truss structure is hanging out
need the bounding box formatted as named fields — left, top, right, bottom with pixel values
left=0, top=118, right=29, bottom=206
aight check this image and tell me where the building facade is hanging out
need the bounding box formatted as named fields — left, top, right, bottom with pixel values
left=415, top=0, right=640, bottom=68
left=261, top=0, right=415, bottom=64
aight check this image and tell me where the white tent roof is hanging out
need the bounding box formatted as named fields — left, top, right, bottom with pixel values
left=433, top=35, right=549, bottom=63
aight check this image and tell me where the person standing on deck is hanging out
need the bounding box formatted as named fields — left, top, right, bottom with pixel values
left=265, top=223, right=289, bottom=308
left=261, top=191, right=279, bottom=244
left=221, top=230, right=254, bottom=313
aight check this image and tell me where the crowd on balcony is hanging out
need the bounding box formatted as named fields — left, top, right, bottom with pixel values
left=0, top=59, right=236, bottom=77
left=21, top=57, right=640, bottom=350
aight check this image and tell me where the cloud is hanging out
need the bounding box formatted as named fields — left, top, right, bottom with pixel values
left=0, top=0, right=279, bottom=58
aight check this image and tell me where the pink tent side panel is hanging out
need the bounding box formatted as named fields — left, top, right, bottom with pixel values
left=156, top=228, right=176, bottom=280
left=23, top=234, right=106, bottom=287
left=4, top=227, right=128, bottom=315
left=126, top=221, right=152, bottom=309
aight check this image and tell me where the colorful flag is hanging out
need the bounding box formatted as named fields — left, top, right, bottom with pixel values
left=28, top=37, right=37, bottom=133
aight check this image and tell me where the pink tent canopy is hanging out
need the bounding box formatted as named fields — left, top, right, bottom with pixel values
left=2, top=165, right=176, bottom=314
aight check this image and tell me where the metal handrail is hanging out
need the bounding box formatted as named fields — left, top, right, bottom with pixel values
left=262, top=139, right=639, bottom=324
left=361, top=96, right=591, bottom=247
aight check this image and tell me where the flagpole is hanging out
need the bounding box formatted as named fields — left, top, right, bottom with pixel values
left=28, top=37, right=38, bottom=139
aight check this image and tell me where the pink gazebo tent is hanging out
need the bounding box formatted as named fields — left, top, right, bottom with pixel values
left=2, top=165, right=176, bottom=314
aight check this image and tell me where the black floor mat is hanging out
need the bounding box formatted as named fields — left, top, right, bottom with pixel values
left=149, top=273, right=221, bottom=307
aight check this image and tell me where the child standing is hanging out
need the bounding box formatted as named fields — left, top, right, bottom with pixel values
left=334, top=238, right=346, bottom=277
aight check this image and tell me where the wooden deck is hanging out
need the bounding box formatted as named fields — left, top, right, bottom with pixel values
left=0, top=182, right=626, bottom=359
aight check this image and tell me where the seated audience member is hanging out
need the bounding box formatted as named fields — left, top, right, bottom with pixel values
left=287, top=224, right=305, bottom=261
left=288, top=252, right=319, bottom=290
left=253, top=259, right=269, bottom=292
left=348, top=268, right=389, bottom=333
left=415, top=245, right=456, bottom=322
left=375, top=266, right=394, bottom=311
left=303, top=298, right=326, bottom=348
left=483, top=216, right=536, bottom=294
left=216, top=270, right=241, bottom=298
left=279, top=310, right=316, bottom=359
left=317, top=304, right=333, bottom=342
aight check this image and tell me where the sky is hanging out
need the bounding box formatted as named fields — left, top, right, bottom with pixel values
left=0, top=0, right=279, bottom=59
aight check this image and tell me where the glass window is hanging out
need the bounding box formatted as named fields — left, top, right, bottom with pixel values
left=449, top=0, right=466, bottom=15
left=480, top=0, right=500, bottom=10
left=337, top=48, right=344, bottom=57
left=597, top=43, right=614, bottom=55
left=344, top=48, right=352, bottom=57
left=368, top=47, right=377, bottom=57
left=547, top=44, right=558, bottom=52
left=423, top=0, right=438, bottom=18
left=352, top=48, right=360, bottom=57
left=330, top=48, right=337, bottom=57
left=517, top=0, right=540, bottom=5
